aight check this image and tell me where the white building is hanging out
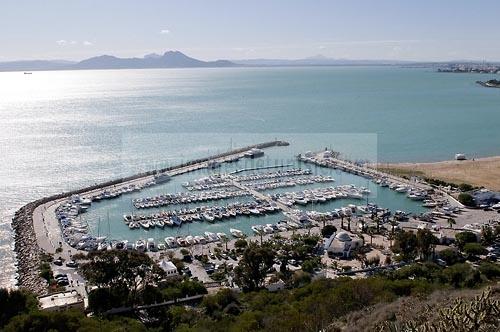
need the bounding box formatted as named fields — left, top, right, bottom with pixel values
left=159, top=260, right=179, bottom=278
left=38, top=290, right=84, bottom=312
left=326, top=231, right=364, bottom=258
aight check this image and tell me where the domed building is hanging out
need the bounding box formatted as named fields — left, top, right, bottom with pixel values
left=326, top=231, right=363, bottom=258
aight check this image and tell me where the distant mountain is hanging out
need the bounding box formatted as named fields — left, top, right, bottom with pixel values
left=0, top=51, right=237, bottom=72
left=232, top=55, right=413, bottom=66
left=73, top=51, right=236, bottom=70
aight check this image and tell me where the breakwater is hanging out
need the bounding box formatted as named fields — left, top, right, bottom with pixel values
left=11, top=140, right=287, bottom=295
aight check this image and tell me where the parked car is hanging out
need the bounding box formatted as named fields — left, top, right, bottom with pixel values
left=53, top=258, right=63, bottom=266
left=65, top=260, right=78, bottom=268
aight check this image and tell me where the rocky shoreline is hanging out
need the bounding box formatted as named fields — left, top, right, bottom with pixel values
left=12, top=201, right=49, bottom=296
left=11, top=140, right=287, bottom=295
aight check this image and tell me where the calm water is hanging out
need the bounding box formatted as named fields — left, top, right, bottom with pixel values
left=1, top=66, right=499, bottom=287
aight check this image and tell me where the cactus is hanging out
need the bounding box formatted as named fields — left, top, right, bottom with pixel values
left=379, top=287, right=499, bottom=331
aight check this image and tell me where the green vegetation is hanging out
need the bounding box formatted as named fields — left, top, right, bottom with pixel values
left=391, top=229, right=438, bottom=261
left=233, top=243, right=275, bottom=292
left=455, top=231, right=478, bottom=249
left=458, top=193, right=475, bottom=206
left=321, top=225, right=337, bottom=238
left=2, top=259, right=500, bottom=331
left=458, top=183, right=474, bottom=192
left=77, top=250, right=206, bottom=314
left=463, top=243, right=487, bottom=257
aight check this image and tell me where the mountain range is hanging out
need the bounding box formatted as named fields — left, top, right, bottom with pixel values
left=0, top=51, right=423, bottom=72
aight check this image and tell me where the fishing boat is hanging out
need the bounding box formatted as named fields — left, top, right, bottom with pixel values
left=230, top=228, right=245, bottom=238
left=176, top=237, right=187, bottom=247
left=203, top=212, right=215, bottom=222
left=185, top=236, right=196, bottom=245
left=135, top=239, right=146, bottom=252
left=395, top=186, right=409, bottom=193
left=205, top=232, right=219, bottom=242
left=251, top=225, right=263, bottom=234
left=194, top=235, right=206, bottom=244
left=165, top=237, right=177, bottom=248
left=139, top=220, right=150, bottom=229
left=263, top=224, right=274, bottom=234
left=147, top=238, right=157, bottom=252
left=217, top=232, right=228, bottom=240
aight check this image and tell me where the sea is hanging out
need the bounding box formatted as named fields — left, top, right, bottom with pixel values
left=1, top=66, right=499, bottom=288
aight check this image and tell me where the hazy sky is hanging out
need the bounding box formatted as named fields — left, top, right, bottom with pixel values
left=2, top=0, right=500, bottom=61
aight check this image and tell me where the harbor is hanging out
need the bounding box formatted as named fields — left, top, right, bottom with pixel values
left=40, top=145, right=436, bottom=257
left=16, top=140, right=500, bottom=297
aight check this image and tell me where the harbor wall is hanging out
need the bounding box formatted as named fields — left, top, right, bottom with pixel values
left=11, top=140, right=287, bottom=295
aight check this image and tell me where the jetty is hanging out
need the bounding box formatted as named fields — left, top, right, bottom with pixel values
left=13, top=140, right=288, bottom=295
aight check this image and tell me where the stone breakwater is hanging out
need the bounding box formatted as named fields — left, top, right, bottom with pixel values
left=12, top=201, right=48, bottom=296
left=11, top=141, right=287, bottom=295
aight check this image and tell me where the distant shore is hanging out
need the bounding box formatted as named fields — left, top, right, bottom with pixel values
left=378, top=156, right=500, bottom=191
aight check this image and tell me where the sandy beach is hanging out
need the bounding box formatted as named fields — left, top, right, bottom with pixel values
left=378, top=156, right=500, bottom=191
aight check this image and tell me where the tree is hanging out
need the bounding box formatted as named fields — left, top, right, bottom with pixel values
left=374, top=216, right=381, bottom=234
left=233, top=243, right=275, bottom=292
left=458, top=193, right=475, bottom=207
left=234, top=239, right=248, bottom=250
left=481, top=225, right=496, bottom=245
left=321, top=225, right=337, bottom=238
left=463, top=243, right=487, bottom=257
left=447, top=217, right=456, bottom=229
left=438, top=248, right=462, bottom=265
left=416, top=229, right=438, bottom=260
left=441, top=263, right=481, bottom=288
left=458, top=183, right=474, bottom=192
left=367, top=227, right=375, bottom=246
left=455, top=231, right=478, bottom=250
left=0, top=289, right=37, bottom=327
left=77, top=250, right=165, bottom=310
left=392, top=230, right=418, bottom=261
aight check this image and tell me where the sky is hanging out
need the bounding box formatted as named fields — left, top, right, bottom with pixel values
left=1, top=0, right=500, bottom=62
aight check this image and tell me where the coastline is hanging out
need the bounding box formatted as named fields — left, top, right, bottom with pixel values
left=378, top=156, right=500, bottom=191
left=12, top=140, right=287, bottom=295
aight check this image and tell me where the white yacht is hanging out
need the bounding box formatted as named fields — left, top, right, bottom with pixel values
left=230, top=228, right=245, bottom=238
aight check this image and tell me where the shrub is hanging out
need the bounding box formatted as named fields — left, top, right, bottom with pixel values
left=455, top=231, right=478, bottom=249
left=321, top=225, right=337, bottom=238
left=438, top=248, right=462, bottom=265
left=462, top=243, right=487, bottom=257
left=458, top=183, right=474, bottom=192
left=478, top=262, right=500, bottom=280
left=457, top=193, right=475, bottom=206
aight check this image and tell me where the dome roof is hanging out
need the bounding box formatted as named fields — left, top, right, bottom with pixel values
left=335, top=232, right=352, bottom=242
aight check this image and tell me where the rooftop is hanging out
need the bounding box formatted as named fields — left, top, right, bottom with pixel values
left=39, top=291, right=83, bottom=310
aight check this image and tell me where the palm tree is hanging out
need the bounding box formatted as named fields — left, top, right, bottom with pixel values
left=447, top=218, right=456, bottom=229
left=367, top=228, right=374, bottom=246
left=359, top=218, right=366, bottom=233
left=390, top=219, right=398, bottom=237
left=375, top=217, right=381, bottom=234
